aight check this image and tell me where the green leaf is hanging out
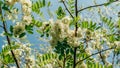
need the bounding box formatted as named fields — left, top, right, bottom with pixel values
left=1, top=65, right=4, bottom=68
left=104, top=2, right=111, bottom=6
left=27, top=30, right=33, bottom=34
left=42, top=0, right=46, bottom=6
left=32, top=19, right=42, bottom=27
left=109, top=0, right=114, bottom=2
left=59, top=55, right=62, bottom=60
left=47, top=1, right=51, bottom=7
left=68, top=0, right=75, bottom=14
left=10, top=25, right=13, bottom=33
left=4, top=32, right=12, bottom=37
left=25, top=25, right=33, bottom=34
left=56, top=6, right=66, bottom=19
left=41, top=33, right=44, bottom=37
left=2, top=4, right=10, bottom=12
left=101, top=16, right=115, bottom=33
left=36, top=53, right=58, bottom=67
left=0, top=1, right=3, bottom=6
left=19, top=32, right=26, bottom=38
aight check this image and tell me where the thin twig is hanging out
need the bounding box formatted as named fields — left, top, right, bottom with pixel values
left=2, top=18, right=20, bottom=68
left=63, top=54, right=66, bottom=68
left=0, top=7, right=20, bottom=68
left=98, top=49, right=105, bottom=65
left=62, top=1, right=74, bottom=18
left=63, top=50, right=66, bottom=68
left=57, top=59, right=63, bottom=68
left=73, top=47, right=77, bottom=68
left=73, top=0, right=78, bottom=68
left=96, top=46, right=105, bottom=65
left=112, top=49, right=116, bottom=67
left=76, top=47, right=115, bottom=65
left=77, top=1, right=119, bottom=12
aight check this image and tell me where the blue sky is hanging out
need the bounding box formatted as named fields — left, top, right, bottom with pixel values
left=0, top=0, right=119, bottom=50
left=0, top=0, right=119, bottom=67
left=0, top=0, right=119, bottom=55
left=0, top=0, right=119, bottom=48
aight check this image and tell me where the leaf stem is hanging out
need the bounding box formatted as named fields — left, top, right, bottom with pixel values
left=62, top=1, right=74, bottom=18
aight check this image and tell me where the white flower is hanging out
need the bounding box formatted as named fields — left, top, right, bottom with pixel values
left=20, top=0, right=32, bottom=7
left=49, top=39, right=57, bottom=47
left=45, top=64, right=53, bottom=68
left=106, top=41, right=111, bottom=46
left=49, top=19, right=54, bottom=24
left=79, top=62, right=87, bottom=68
left=2, top=44, right=7, bottom=49
left=77, top=27, right=82, bottom=38
left=22, top=15, right=32, bottom=25
left=85, top=48, right=91, bottom=55
left=22, top=5, right=31, bottom=14
left=68, top=30, right=75, bottom=37
left=104, top=50, right=111, bottom=57
left=102, top=28, right=107, bottom=33
left=7, top=14, right=13, bottom=20
left=62, top=16, right=71, bottom=25
left=10, top=66, right=17, bottom=68
left=105, top=61, right=112, bottom=67
left=0, top=31, right=5, bottom=37
left=6, top=0, right=18, bottom=5
left=67, top=36, right=80, bottom=47
left=13, top=22, right=25, bottom=36
left=114, top=41, right=120, bottom=46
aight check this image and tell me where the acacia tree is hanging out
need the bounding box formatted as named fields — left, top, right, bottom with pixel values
left=0, top=0, right=120, bottom=68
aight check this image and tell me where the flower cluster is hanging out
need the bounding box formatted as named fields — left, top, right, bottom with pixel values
left=20, top=0, right=32, bottom=25
left=13, top=22, right=25, bottom=37
left=47, top=16, right=118, bottom=66
left=77, top=62, right=87, bottom=68
left=6, top=0, right=32, bottom=22
left=13, top=42, right=36, bottom=67
left=6, top=0, right=18, bottom=5
left=5, top=0, right=32, bottom=37
left=49, top=16, right=82, bottom=47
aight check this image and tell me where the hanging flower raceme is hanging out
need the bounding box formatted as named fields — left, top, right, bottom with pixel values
left=6, top=0, right=32, bottom=25
left=20, top=0, right=32, bottom=25
left=6, top=0, right=18, bottom=5
left=13, top=22, right=25, bottom=37
left=49, top=16, right=82, bottom=47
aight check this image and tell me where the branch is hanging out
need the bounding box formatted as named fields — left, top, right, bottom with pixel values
left=73, top=0, right=78, bottom=68
left=77, top=1, right=119, bottom=12
left=0, top=7, right=20, bottom=68
left=62, top=1, right=74, bottom=18
left=2, top=19, right=20, bottom=68
left=112, top=49, right=116, bottom=67
left=57, top=59, right=63, bottom=68
left=63, top=54, right=66, bottom=68
left=76, top=47, right=115, bottom=65
left=98, top=49, right=105, bottom=65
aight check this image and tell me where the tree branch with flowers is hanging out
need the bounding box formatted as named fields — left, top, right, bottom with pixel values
left=0, top=0, right=120, bottom=68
